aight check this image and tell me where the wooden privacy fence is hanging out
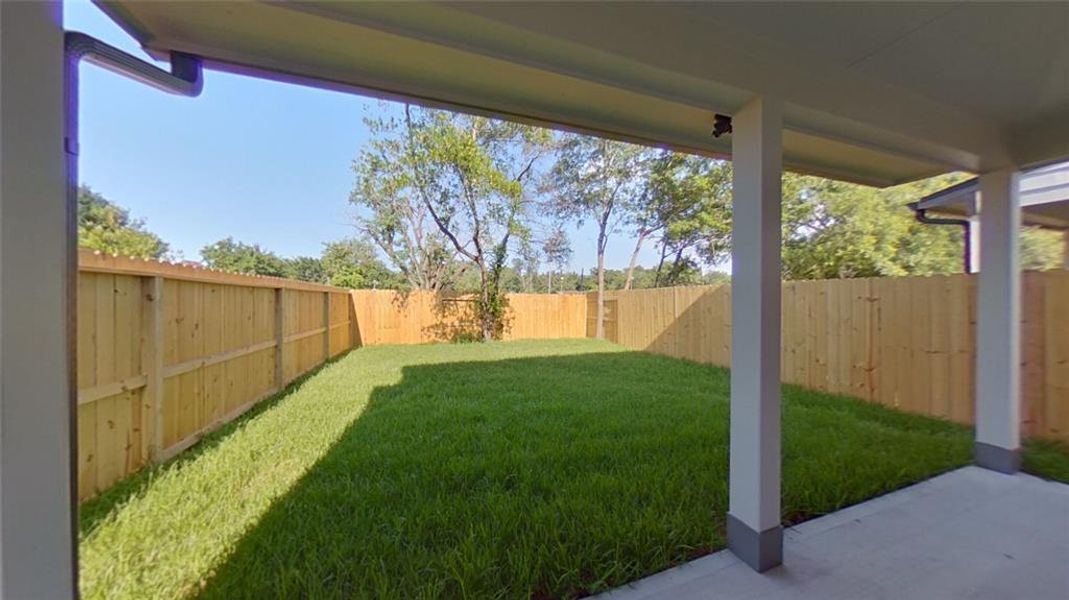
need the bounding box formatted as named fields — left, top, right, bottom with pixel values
left=591, top=270, right=1069, bottom=442
left=77, top=251, right=356, bottom=500
left=350, top=289, right=587, bottom=345
left=77, top=252, right=588, bottom=499
left=78, top=250, right=1065, bottom=500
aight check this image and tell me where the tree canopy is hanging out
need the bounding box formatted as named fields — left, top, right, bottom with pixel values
left=200, top=238, right=287, bottom=276
left=78, top=186, right=170, bottom=260
left=548, top=135, right=649, bottom=337
left=352, top=105, right=552, bottom=339
left=778, top=174, right=1065, bottom=279
left=321, top=238, right=400, bottom=289
left=84, top=109, right=1067, bottom=325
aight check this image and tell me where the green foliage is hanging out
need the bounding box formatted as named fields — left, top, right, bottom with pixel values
left=477, top=240, right=512, bottom=339
left=353, top=105, right=551, bottom=338
left=1020, top=228, right=1066, bottom=271
left=320, top=238, right=401, bottom=289
left=776, top=173, right=1067, bottom=279
left=549, top=136, right=649, bottom=265
left=1022, top=438, right=1069, bottom=484
left=550, top=136, right=652, bottom=337
left=781, top=174, right=969, bottom=279
left=282, top=256, right=327, bottom=284
left=646, top=156, right=732, bottom=286
left=350, top=108, right=459, bottom=291
left=77, top=186, right=169, bottom=260
left=200, top=238, right=287, bottom=277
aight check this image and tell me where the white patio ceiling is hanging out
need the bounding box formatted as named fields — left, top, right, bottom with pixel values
left=95, top=1, right=1069, bottom=188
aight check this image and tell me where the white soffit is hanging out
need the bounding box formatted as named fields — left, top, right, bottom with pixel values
left=95, top=1, right=1069, bottom=187
left=915, top=161, right=1069, bottom=230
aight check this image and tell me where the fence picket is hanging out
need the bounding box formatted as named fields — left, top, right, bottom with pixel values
left=74, top=248, right=1068, bottom=501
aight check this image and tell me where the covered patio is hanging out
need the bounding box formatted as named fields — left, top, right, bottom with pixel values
left=1, top=2, right=1068, bottom=597
left=599, top=466, right=1069, bottom=600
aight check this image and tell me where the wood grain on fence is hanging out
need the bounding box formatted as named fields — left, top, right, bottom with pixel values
left=77, top=253, right=587, bottom=499
left=77, top=249, right=1066, bottom=501
left=349, top=289, right=587, bottom=345
left=77, top=251, right=352, bottom=499
left=595, top=270, right=1068, bottom=443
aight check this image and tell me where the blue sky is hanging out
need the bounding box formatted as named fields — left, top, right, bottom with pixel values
left=66, top=1, right=659, bottom=271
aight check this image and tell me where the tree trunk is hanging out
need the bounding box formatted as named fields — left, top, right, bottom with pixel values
left=666, top=247, right=686, bottom=285
left=654, top=239, right=670, bottom=287
left=623, top=230, right=650, bottom=290
left=479, top=264, right=493, bottom=341
left=596, top=243, right=606, bottom=340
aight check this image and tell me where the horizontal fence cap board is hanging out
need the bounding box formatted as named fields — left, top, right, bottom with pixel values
left=79, top=249, right=348, bottom=294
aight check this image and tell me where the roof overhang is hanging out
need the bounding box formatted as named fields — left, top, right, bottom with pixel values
left=95, top=1, right=1069, bottom=188
left=912, top=161, right=1069, bottom=230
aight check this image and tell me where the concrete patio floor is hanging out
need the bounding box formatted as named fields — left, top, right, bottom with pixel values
left=599, top=466, right=1069, bottom=600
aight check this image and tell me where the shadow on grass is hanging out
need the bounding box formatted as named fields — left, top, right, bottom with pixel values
left=79, top=351, right=354, bottom=538
left=190, top=349, right=976, bottom=599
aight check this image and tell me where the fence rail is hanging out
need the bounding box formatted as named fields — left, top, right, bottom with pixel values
left=591, top=270, right=1069, bottom=443
left=77, top=251, right=1066, bottom=500
left=76, top=252, right=588, bottom=499
left=350, top=289, right=587, bottom=345
left=77, top=251, right=356, bottom=499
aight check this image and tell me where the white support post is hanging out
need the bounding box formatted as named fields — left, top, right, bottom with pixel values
left=0, top=1, right=77, bottom=596
left=727, top=95, right=783, bottom=572
left=967, top=216, right=981, bottom=274
left=975, top=168, right=1021, bottom=473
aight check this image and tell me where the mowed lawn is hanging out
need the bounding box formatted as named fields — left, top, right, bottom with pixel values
left=79, top=339, right=1067, bottom=599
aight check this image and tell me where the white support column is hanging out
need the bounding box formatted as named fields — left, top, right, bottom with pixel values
left=967, top=216, right=981, bottom=273
left=0, top=1, right=77, bottom=597
left=727, top=95, right=783, bottom=572
left=975, top=168, right=1021, bottom=473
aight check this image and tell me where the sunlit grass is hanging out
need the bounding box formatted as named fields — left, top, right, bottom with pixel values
left=79, top=339, right=1068, bottom=599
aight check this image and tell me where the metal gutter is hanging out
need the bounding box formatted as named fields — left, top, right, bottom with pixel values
left=62, top=33, right=203, bottom=583
left=908, top=202, right=973, bottom=273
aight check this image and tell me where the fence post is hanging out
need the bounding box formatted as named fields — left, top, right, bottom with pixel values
left=275, top=288, right=286, bottom=391
left=323, top=291, right=331, bottom=360
left=349, top=291, right=359, bottom=349
left=141, top=275, right=164, bottom=462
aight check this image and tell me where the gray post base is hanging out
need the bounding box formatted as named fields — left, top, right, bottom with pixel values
left=726, top=514, right=782, bottom=572
left=974, top=442, right=1020, bottom=474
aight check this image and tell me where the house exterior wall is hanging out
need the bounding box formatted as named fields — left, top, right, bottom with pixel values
left=0, top=1, right=76, bottom=596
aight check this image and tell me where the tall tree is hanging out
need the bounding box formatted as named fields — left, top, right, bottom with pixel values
left=200, top=238, right=287, bottom=276
left=549, top=136, right=649, bottom=338
left=514, top=236, right=541, bottom=292
left=354, top=105, right=551, bottom=339
left=541, top=228, right=572, bottom=293
left=351, top=110, right=459, bottom=292
left=78, top=186, right=170, bottom=260
left=631, top=155, right=732, bottom=288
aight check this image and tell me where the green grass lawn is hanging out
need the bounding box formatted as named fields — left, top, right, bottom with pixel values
left=79, top=339, right=1069, bottom=599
